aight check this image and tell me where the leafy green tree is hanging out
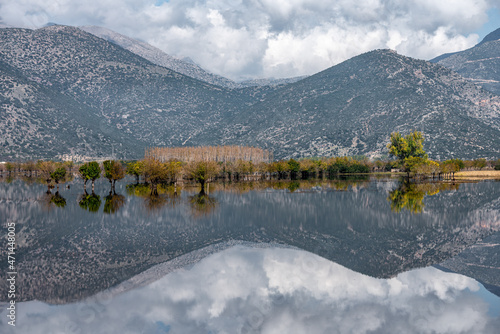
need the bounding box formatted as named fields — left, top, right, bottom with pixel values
left=50, top=167, right=67, bottom=190
left=287, top=159, right=300, bottom=179
left=87, top=162, right=101, bottom=191
left=142, top=158, right=167, bottom=195
left=233, top=160, right=254, bottom=180
left=142, top=158, right=182, bottom=195
left=22, top=161, right=36, bottom=177
left=450, top=159, right=465, bottom=170
left=78, top=162, right=101, bottom=191
left=271, top=161, right=288, bottom=179
left=78, top=163, right=89, bottom=190
left=473, top=158, right=487, bottom=170
left=387, top=131, right=428, bottom=178
left=388, top=131, right=427, bottom=161
left=495, top=159, right=500, bottom=171
left=184, top=160, right=220, bottom=192
left=299, top=159, right=317, bottom=178
left=126, top=161, right=144, bottom=183
left=37, top=160, right=55, bottom=192
left=5, top=162, right=14, bottom=175
left=441, top=159, right=463, bottom=179
left=103, top=160, right=125, bottom=191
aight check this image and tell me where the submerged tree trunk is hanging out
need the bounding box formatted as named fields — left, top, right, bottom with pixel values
left=150, top=182, right=158, bottom=196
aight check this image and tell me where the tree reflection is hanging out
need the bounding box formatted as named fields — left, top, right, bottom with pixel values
left=189, top=189, right=218, bottom=218
left=41, top=190, right=67, bottom=210
left=126, top=183, right=180, bottom=212
left=388, top=181, right=459, bottom=213
left=103, top=191, right=126, bottom=214
left=287, top=181, right=300, bottom=192
left=79, top=191, right=102, bottom=213
left=50, top=191, right=67, bottom=208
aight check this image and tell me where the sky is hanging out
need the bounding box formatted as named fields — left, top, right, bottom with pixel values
left=2, top=246, right=500, bottom=334
left=0, top=0, right=499, bottom=81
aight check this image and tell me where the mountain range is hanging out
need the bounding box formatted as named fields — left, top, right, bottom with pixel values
left=431, top=27, right=500, bottom=96
left=0, top=25, right=499, bottom=161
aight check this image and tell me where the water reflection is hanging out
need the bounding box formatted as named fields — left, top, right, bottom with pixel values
left=79, top=191, right=102, bottom=213
left=388, top=181, right=460, bottom=213
left=50, top=191, right=67, bottom=208
left=189, top=189, right=218, bottom=218
left=1, top=177, right=499, bottom=305
left=40, top=190, right=67, bottom=210
left=126, top=183, right=181, bottom=212
left=103, top=192, right=125, bottom=214
left=1, top=246, right=499, bottom=334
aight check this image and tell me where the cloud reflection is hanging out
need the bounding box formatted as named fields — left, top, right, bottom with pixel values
left=2, top=246, right=499, bottom=334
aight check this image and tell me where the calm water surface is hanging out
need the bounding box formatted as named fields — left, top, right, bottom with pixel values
left=0, top=176, right=499, bottom=333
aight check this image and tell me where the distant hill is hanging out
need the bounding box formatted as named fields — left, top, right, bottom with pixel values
left=431, top=27, right=500, bottom=96
left=204, top=49, right=500, bottom=159
left=0, top=25, right=499, bottom=160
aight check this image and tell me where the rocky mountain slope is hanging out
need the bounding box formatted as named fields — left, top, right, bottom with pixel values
left=432, top=28, right=500, bottom=96
left=79, top=25, right=240, bottom=88
left=0, top=57, right=143, bottom=160
left=0, top=25, right=255, bottom=160
left=1, top=25, right=500, bottom=160
left=205, top=49, right=500, bottom=159
left=439, top=230, right=500, bottom=297
left=80, top=25, right=306, bottom=88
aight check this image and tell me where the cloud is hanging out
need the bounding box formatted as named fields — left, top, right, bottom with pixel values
left=0, top=0, right=495, bottom=80
left=2, top=246, right=499, bottom=334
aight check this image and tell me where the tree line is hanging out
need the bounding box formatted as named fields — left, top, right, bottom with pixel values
left=1, top=138, right=499, bottom=192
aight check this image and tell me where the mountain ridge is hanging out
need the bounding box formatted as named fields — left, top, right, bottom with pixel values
left=80, top=25, right=307, bottom=88
left=431, top=27, right=500, bottom=96
left=1, top=25, right=500, bottom=160
left=201, top=49, right=500, bottom=159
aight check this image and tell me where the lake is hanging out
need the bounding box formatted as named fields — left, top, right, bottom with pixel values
left=0, top=175, right=499, bottom=333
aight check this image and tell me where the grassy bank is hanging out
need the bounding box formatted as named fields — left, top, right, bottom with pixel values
left=455, top=170, right=500, bottom=179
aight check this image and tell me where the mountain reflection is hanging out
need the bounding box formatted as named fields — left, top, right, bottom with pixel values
left=1, top=177, right=499, bottom=305
left=2, top=246, right=499, bottom=334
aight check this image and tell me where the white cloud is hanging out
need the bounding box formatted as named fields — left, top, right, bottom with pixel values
left=0, top=0, right=495, bottom=80
left=2, top=246, right=499, bottom=334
